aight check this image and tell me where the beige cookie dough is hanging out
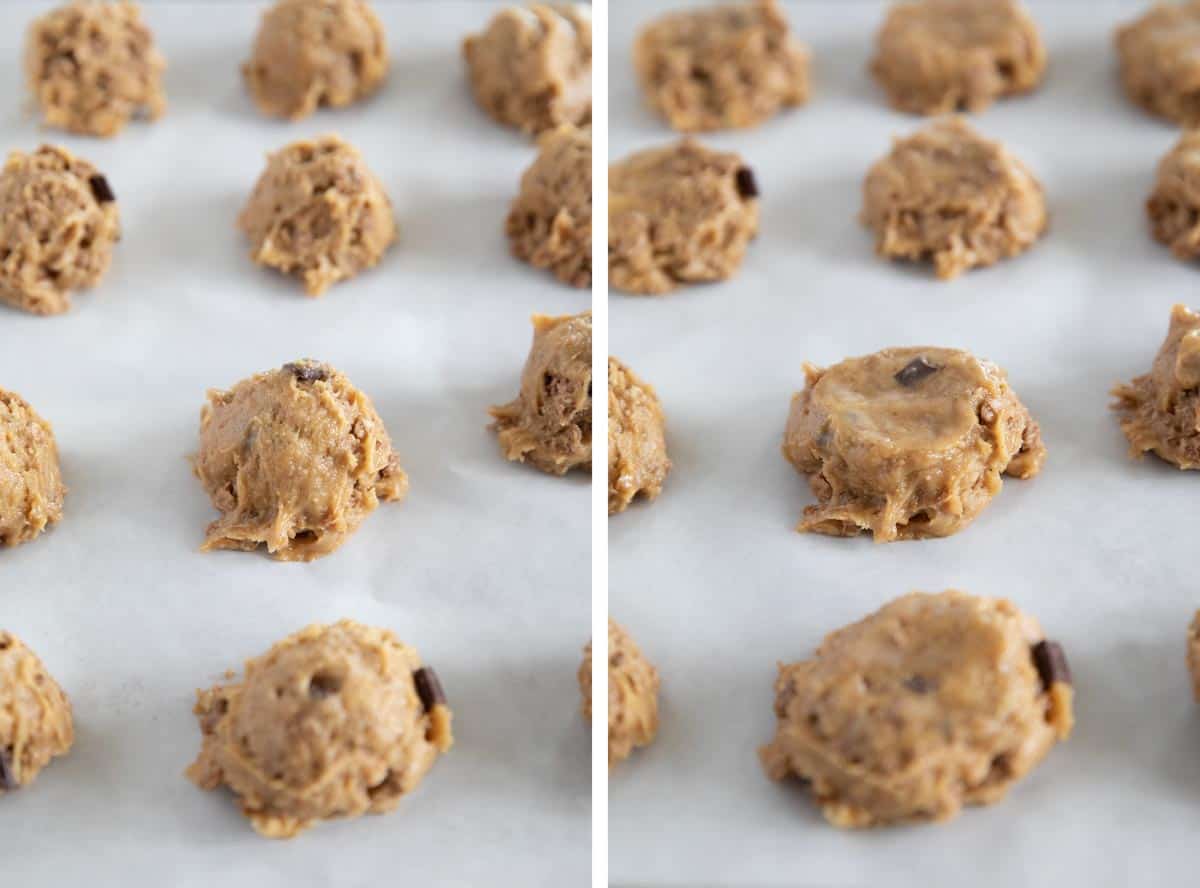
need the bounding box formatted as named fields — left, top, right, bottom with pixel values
left=1117, top=2, right=1200, bottom=127
left=187, top=620, right=452, bottom=838
left=608, top=358, right=670, bottom=515
left=0, top=145, right=120, bottom=316
left=1188, top=611, right=1200, bottom=701
left=609, top=140, right=760, bottom=295
left=0, top=389, right=66, bottom=548
left=634, top=0, right=810, bottom=133
left=1148, top=131, right=1200, bottom=261
left=783, top=346, right=1045, bottom=542
left=194, top=359, right=407, bottom=562
left=580, top=620, right=660, bottom=768
left=871, top=0, right=1045, bottom=116
left=0, top=632, right=74, bottom=796
left=25, top=1, right=166, bottom=138
left=463, top=4, right=592, bottom=136
left=761, top=590, right=1073, bottom=828
left=243, top=0, right=388, bottom=121
left=490, top=312, right=592, bottom=475
left=862, top=118, right=1046, bottom=280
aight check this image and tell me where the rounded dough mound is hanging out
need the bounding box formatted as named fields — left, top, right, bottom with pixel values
left=490, top=312, right=592, bottom=476
left=186, top=620, right=453, bottom=839
left=1188, top=611, right=1200, bottom=701
left=0, top=388, right=66, bottom=547
left=783, top=346, right=1045, bottom=542
left=24, top=0, right=166, bottom=138
left=760, top=590, right=1074, bottom=828
left=1117, top=2, right=1200, bottom=127
left=238, top=134, right=397, bottom=296
left=0, top=145, right=120, bottom=316
left=0, top=631, right=74, bottom=794
left=194, top=359, right=407, bottom=562
left=1147, top=131, right=1200, bottom=262
left=243, top=0, right=388, bottom=121
left=580, top=620, right=660, bottom=768
left=608, top=357, right=669, bottom=515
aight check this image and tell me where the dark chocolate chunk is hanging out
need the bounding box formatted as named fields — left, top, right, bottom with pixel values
left=308, top=672, right=342, bottom=700
left=903, top=675, right=935, bottom=694
left=284, top=361, right=329, bottom=383
left=735, top=166, right=759, bottom=199
left=1031, top=640, right=1071, bottom=689
left=88, top=174, right=115, bottom=204
left=0, top=748, right=16, bottom=792
left=894, top=356, right=939, bottom=387
left=413, top=666, right=446, bottom=712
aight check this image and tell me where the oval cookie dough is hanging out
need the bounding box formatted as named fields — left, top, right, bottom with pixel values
left=1147, top=131, right=1200, bottom=262
left=0, top=388, right=66, bottom=547
left=1116, top=2, right=1200, bottom=127
left=186, top=620, right=453, bottom=838
left=194, top=359, right=408, bottom=562
left=0, top=631, right=74, bottom=795
left=608, top=357, right=670, bottom=515
left=760, top=590, right=1074, bottom=828
left=580, top=619, right=660, bottom=768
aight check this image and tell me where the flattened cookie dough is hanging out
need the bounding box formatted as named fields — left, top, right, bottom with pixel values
left=0, top=389, right=66, bottom=548
left=490, top=312, right=592, bottom=475
left=634, top=0, right=810, bottom=132
left=609, top=140, right=760, bottom=295
left=608, top=358, right=669, bottom=515
left=507, top=125, right=592, bottom=288
left=25, top=1, right=166, bottom=137
left=0, top=632, right=73, bottom=795
left=862, top=118, right=1046, bottom=280
left=194, top=359, right=408, bottom=561
left=463, top=4, right=592, bottom=136
left=871, top=0, right=1045, bottom=116
left=783, top=346, right=1045, bottom=542
left=243, top=0, right=388, bottom=121
left=0, top=145, right=120, bottom=316
left=580, top=620, right=660, bottom=767
left=187, top=620, right=452, bottom=838
left=1117, top=3, right=1200, bottom=127
left=1148, top=131, right=1200, bottom=261
left=760, top=590, right=1073, bottom=828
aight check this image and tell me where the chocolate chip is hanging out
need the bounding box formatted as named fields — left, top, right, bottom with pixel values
left=413, top=666, right=446, bottom=712
left=735, top=167, right=759, bottom=199
left=284, top=361, right=328, bottom=383
left=0, top=748, right=16, bottom=792
left=894, top=356, right=939, bottom=387
left=308, top=672, right=342, bottom=699
left=903, top=675, right=935, bottom=694
left=1031, top=640, right=1071, bottom=689
left=88, top=174, right=115, bottom=204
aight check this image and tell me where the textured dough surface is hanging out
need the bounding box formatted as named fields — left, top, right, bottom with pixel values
left=238, top=134, right=396, bottom=296
left=783, top=346, right=1045, bottom=542
left=463, top=4, right=591, bottom=135
left=186, top=620, right=452, bottom=838
left=1148, top=131, right=1200, bottom=262
left=608, top=357, right=670, bottom=515
left=609, top=139, right=759, bottom=295
left=25, top=0, right=166, bottom=137
left=1117, top=2, right=1200, bottom=127
left=862, top=118, right=1046, bottom=279
left=507, top=125, right=592, bottom=288
left=194, top=359, right=407, bottom=562
left=0, top=631, right=74, bottom=794
left=490, top=312, right=592, bottom=475
left=760, top=590, right=1073, bottom=828
left=243, top=0, right=388, bottom=121
left=871, top=0, right=1045, bottom=115
left=580, top=620, right=660, bottom=767
left=0, top=389, right=66, bottom=548
left=634, top=0, right=810, bottom=132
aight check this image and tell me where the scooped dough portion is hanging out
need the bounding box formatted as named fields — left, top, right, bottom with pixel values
left=238, top=134, right=397, bottom=296
left=1148, top=132, right=1200, bottom=262
left=243, top=0, right=388, bottom=121
left=187, top=620, right=453, bottom=839
left=608, top=357, right=670, bottom=515
left=490, top=312, right=592, bottom=475
left=24, top=1, right=166, bottom=137
left=760, top=590, right=1073, bottom=828
left=463, top=4, right=592, bottom=135
left=0, top=145, right=120, bottom=316
left=783, top=346, right=1045, bottom=542
left=0, top=632, right=73, bottom=795
left=580, top=620, right=660, bottom=768
left=194, top=359, right=407, bottom=562
left=1188, top=611, right=1200, bottom=701
left=1116, top=2, right=1200, bottom=127
left=0, top=389, right=66, bottom=548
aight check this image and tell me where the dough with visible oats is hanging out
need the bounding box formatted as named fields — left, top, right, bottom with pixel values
left=1116, top=2, right=1200, bottom=127
left=1148, top=131, right=1200, bottom=261
left=0, top=389, right=65, bottom=548
left=580, top=620, right=660, bottom=768
left=608, top=357, right=669, bottom=515
left=0, top=632, right=73, bottom=796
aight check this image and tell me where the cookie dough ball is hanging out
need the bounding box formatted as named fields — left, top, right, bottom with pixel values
left=490, top=312, right=591, bottom=475
left=187, top=620, right=452, bottom=838
left=783, top=346, right=1045, bottom=542
left=24, top=1, right=166, bottom=138
left=0, top=389, right=66, bottom=548
left=634, top=0, right=809, bottom=132
left=871, top=0, right=1045, bottom=115
left=238, top=135, right=396, bottom=296
left=0, top=146, right=120, bottom=316
left=1117, top=3, right=1200, bottom=127
left=194, top=359, right=407, bottom=562
left=609, top=140, right=760, bottom=295
left=580, top=620, right=660, bottom=768
left=862, top=118, right=1046, bottom=280
left=0, top=632, right=73, bottom=795
left=1148, top=131, right=1200, bottom=261
left=608, top=358, right=669, bottom=515
left=243, top=0, right=388, bottom=121
left=463, top=4, right=592, bottom=136
left=1189, top=612, right=1200, bottom=701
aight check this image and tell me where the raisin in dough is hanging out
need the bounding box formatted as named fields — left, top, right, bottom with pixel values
left=238, top=134, right=396, bottom=296
left=490, top=312, right=591, bottom=475
left=507, top=125, right=591, bottom=288
left=862, top=118, right=1046, bottom=280
left=634, top=0, right=810, bottom=133
left=1117, top=3, right=1200, bottom=127
left=783, top=346, right=1045, bottom=542
left=0, top=632, right=73, bottom=796
left=580, top=620, right=660, bottom=768
left=0, top=389, right=66, bottom=548
left=1148, top=131, right=1200, bottom=261
left=871, top=0, right=1045, bottom=116
left=1112, top=304, right=1200, bottom=469
left=609, top=140, right=760, bottom=295
left=187, top=620, right=452, bottom=839
left=463, top=4, right=591, bottom=136
left=194, top=360, right=407, bottom=562
left=608, top=357, right=669, bottom=515
left=25, top=1, right=166, bottom=138
left=243, top=0, right=388, bottom=121
left=0, top=146, right=120, bottom=316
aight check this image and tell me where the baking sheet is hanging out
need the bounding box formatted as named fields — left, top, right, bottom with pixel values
left=608, top=2, right=1200, bottom=886
left=0, top=3, right=590, bottom=885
